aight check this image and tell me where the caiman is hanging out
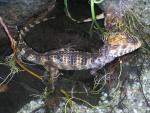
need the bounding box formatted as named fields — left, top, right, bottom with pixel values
left=17, top=25, right=141, bottom=78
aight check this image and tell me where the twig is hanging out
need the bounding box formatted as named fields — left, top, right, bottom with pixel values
left=0, top=16, right=43, bottom=81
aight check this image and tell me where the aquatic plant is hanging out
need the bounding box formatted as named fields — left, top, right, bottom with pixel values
left=64, top=0, right=105, bottom=36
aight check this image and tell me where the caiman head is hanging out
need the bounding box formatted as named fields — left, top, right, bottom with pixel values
left=93, top=32, right=141, bottom=69
left=104, top=32, right=141, bottom=58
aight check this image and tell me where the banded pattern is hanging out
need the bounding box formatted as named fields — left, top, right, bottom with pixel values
left=43, top=48, right=99, bottom=70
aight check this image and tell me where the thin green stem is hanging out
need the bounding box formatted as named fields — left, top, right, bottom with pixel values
left=91, top=0, right=96, bottom=22
left=64, top=0, right=79, bottom=23
left=90, top=0, right=104, bottom=35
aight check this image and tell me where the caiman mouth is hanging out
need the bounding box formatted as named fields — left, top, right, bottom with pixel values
left=105, top=32, right=141, bottom=57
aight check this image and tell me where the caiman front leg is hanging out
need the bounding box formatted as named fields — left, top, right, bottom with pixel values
left=43, top=63, right=61, bottom=91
